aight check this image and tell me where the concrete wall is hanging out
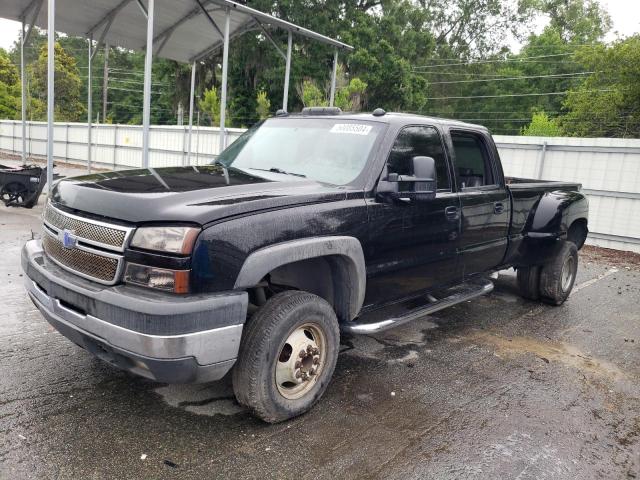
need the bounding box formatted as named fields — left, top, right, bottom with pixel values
left=1, top=120, right=639, bottom=253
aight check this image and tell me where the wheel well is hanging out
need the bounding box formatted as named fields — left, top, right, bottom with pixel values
left=250, top=256, right=356, bottom=322
left=567, top=218, right=588, bottom=249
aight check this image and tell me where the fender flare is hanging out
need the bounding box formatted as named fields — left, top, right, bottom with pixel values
left=234, top=236, right=366, bottom=321
left=528, top=190, right=588, bottom=236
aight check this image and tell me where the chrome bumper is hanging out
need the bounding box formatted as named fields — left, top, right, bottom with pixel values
left=23, top=239, right=248, bottom=383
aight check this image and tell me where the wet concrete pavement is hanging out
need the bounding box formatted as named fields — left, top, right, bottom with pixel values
left=1, top=198, right=640, bottom=479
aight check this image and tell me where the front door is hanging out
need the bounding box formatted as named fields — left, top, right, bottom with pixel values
left=449, top=130, right=510, bottom=276
left=364, top=125, right=462, bottom=307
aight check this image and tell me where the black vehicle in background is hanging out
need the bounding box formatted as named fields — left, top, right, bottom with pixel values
left=22, top=108, right=588, bottom=422
left=0, top=163, right=48, bottom=208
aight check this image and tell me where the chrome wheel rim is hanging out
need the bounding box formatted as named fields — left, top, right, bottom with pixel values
left=561, top=255, right=575, bottom=292
left=275, top=323, right=326, bottom=400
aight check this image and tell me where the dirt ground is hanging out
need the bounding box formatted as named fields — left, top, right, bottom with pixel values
left=1, top=166, right=639, bottom=479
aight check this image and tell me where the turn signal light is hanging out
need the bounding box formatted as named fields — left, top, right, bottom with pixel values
left=124, top=262, right=190, bottom=294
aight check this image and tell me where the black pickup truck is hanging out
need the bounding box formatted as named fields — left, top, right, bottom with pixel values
left=22, top=108, right=588, bottom=422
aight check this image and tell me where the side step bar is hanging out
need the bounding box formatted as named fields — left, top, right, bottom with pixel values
left=342, top=278, right=494, bottom=334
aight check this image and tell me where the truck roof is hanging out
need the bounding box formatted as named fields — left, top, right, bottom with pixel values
left=276, top=110, right=490, bottom=133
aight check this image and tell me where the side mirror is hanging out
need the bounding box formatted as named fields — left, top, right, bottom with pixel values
left=409, top=156, right=437, bottom=199
left=376, top=156, right=437, bottom=203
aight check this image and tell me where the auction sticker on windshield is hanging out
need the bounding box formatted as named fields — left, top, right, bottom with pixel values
left=329, top=124, right=373, bottom=136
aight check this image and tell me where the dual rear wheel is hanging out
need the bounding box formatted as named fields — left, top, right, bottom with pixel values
left=517, top=241, right=578, bottom=305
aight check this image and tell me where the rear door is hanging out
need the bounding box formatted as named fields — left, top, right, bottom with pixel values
left=364, top=125, right=462, bottom=306
left=449, top=130, right=510, bottom=276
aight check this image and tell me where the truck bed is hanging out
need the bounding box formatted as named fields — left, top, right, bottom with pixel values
left=505, top=177, right=584, bottom=241
left=505, top=176, right=582, bottom=191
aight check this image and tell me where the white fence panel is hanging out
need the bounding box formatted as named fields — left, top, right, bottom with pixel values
left=1, top=120, right=639, bottom=253
left=494, top=135, right=640, bottom=253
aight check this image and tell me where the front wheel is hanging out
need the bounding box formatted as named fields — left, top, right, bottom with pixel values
left=232, top=291, right=340, bottom=423
left=539, top=241, right=579, bottom=305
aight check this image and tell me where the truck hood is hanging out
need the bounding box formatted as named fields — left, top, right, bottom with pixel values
left=50, top=165, right=350, bottom=225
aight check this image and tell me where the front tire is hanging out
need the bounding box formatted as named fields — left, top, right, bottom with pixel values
left=232, top=291, right=340, bottom=423
left=539, top=241, right=578, bottom=306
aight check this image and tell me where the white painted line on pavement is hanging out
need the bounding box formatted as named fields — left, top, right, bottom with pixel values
left=572, top=267, right=619, bottom=295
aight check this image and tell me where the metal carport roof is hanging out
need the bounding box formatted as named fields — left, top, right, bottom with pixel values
left=4, top=0, right=352, bottom=63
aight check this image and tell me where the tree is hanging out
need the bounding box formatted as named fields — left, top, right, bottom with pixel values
left=199, top=86, right=230, bottom=126
left=255, top=90, right=271, bottom=119
left=334, top=78, right=368, bottom=112
left=522, top=111, right=564, bottom=136
left=0, top=48, right=20, bottom=119
left=561, top=36, right=640, bottom=138
left=29, top=43, right=85, bottom=121
left=298, top=79, right=328, bottom=107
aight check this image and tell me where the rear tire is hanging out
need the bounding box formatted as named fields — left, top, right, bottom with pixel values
left=232, top=290, right=340, bottom=423
left=517, top=266, right=541, bottom=301
left=539, top=242, right=578, bottom=306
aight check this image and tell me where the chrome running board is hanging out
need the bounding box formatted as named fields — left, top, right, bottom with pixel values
left=342, top=278, right=494, bottom=334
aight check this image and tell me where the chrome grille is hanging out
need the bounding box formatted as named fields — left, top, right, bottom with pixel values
left=42, top=233, right=120, bottom=283
left=43, top=203, right=129, bottom=250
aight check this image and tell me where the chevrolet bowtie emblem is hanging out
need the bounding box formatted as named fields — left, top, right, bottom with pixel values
left=60, top=229, right=78, bottom=249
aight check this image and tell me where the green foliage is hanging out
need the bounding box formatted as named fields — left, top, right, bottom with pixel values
left=299, top=79, right=328, bottom=107
left=256, top=90, right=271, bottom=119
left=561, top=36, right=640, bottom=138
left=29, top=43, right=85, bottom=121
left=334, top=78, right=368, bottom=112
left=522, top=111, right=564, bottom=136
left=0, top=49, right=20, bottom=119
left=199, top=86, right=231, bottom=126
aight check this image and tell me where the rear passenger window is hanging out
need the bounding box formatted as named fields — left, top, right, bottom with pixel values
left=386, top=126, right=451, bottom=191
left=451, top=133, right=495, bottom=188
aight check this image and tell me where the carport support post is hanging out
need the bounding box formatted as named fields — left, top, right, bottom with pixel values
left=46, top=0, right=55, bottom=194
left=20, top=19, right=27, bottom=166
left=218, top=8, right=230, bottom=154
left=87, top=35, right=93, bottom=173
left=282, top=31, right=292, bottom=111
left=186, top=61, right=196, bottom=166
left=141, top=0, right=155, bottom=168
left=329, top=48, right=338, bottom=107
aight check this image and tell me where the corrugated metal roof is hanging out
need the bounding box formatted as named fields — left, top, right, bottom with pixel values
left=3, top=0, right=353, bottom=63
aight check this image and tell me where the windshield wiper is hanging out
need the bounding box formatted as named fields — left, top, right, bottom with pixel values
left=247, top=167, right=306, bottom=178
left=268, top=167, right=306, bottom=178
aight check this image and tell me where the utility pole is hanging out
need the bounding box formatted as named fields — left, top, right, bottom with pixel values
left=102, top=43, right=109, bottom=123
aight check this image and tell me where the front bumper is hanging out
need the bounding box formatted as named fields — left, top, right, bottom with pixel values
left=22, top=239, right=248, bottom=383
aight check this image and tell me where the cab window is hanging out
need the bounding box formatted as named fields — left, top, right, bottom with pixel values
left=386, top=126, right=451, bottom=191
left=451, top=132, right=495, bottom=188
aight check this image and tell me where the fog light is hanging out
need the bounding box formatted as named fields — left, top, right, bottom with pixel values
left=124, top=262, right=190, bottom=293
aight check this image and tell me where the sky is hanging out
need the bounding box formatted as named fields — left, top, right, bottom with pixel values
left=0, top=0, right=638, bottom=53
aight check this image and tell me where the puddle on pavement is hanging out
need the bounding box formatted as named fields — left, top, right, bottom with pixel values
left=467, top=331, right=627, bottom=381
left=154, top=382, right=245, bottom=417
left=344, top=317, right=438, bottom=363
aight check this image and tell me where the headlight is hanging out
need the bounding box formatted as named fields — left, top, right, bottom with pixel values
left=130, top=226, right=200, bottom=254
left=124, top=263, right=190, bottom=293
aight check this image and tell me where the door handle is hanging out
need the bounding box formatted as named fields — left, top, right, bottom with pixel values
left=494, top=202, right=505, bottom=214
left=445, top=206, right=460, bottom=221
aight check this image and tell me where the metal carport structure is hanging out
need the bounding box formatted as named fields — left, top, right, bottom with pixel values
left=1, top=0, right=353, bottom=193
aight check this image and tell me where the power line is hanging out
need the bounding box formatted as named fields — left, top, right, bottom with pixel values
left=425, top=89, right=616, bottom=100
left=412, top=53, right=583, bottom=69
left=425, top=71, right=596, bottom=84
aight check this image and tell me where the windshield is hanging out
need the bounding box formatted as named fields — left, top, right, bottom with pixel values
left=216, top=118, right=384, bottom=185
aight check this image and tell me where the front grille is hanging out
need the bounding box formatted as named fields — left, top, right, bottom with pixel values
left=44, top=203, right=128, bottom=249
left=42, top=233, right=120, bottom=283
